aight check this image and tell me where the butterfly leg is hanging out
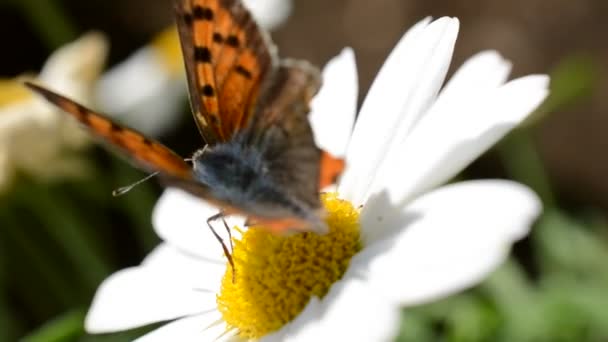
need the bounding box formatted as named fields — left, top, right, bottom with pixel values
left=207, top=212, right=236, bottom=282
left=220, top=215, right=234, bottom=255
left=220, top=215, right=236, bottom=283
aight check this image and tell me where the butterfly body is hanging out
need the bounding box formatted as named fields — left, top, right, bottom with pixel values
left=190, top=138, right=325, bottom=233
left=24, top=0, right=343, bottom=235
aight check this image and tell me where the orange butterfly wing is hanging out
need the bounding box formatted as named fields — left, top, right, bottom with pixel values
left=24, top=82, right=192, bottom=181
left=174, top=0, right=275, bottom=144
left=319, top=151, right=345, bottom=190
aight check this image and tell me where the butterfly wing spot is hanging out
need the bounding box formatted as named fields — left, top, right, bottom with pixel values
left=213, top=32, right=224, bottom=43
left=194, top=46, right=213, bottom=62
left=225, top=35, right=240, bottom=48
left=192, top=5, right=214, bottom=20
left=235, top=65, right=252, bottom=79
left=202, top=84, right=215, bottom=97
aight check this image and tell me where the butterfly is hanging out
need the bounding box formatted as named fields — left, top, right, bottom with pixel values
left=24, top=0, right=344, bottom=237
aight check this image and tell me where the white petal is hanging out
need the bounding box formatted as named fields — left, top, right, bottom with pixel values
left=309, top=48, right=358, bottom=157
left=135, top=312, right=237, bottom=342
left=39, top=32, right=108, bottom=101
left=261, top=297, right=323, bottom=342
left=440, top=50, right=511, bottom=97
left=377, top=74, right=549, bottom=205
left=142, top=244, right=226, bottom=288
left=95, top=48, right=185, bottom=137
left=354, top=180, right=541, bottom=306
left=242, top=0, right=292, bottom=30
left=85, top=244, right=223, bottom=333
left=266, top=279, right=399, bottom=342
left=339, top=17, right=459, bottom=206
left=153, top=187, right=244, bottom=261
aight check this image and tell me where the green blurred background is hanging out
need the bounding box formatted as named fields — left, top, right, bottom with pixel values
left=1, top=0, right=607, bottom=341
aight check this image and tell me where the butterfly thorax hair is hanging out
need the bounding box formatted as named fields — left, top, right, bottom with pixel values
left=191, top=137, right=323, bottom=232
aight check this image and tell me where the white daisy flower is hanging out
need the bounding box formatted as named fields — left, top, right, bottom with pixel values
left=85, top=17, right=548, bottom=341
left=95, top=0, right=292, bottom=137
left=0, top=32, right=107, bottom=191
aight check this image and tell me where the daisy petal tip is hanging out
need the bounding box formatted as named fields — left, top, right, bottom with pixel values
left=432, top=16, right=460, bottom=30
left=84, top=307, right=119, bottom=335
left=337, top=46, right=355, bottom=62
left=425, top=16, right=459, bottom=45
left=513, top=74, right=551, bottom=91
left=310, top=46, right=359, bottom=157
left=83, top=270, right=133, bottom=333
left=506, top=74, right=551, bottom=111
left=500, top=181, right=543, bottom=239
left=412, top=16, right=433, bottom=28
left=534, top=74, right=551, bottom=90
left=336, top=47, right=357, bottom=77
left=83, top=308, right=103, bottom=333
left=474, top=50, right=512, bottom=69
left=323, top=47, right=358, bottom=84
left=450, top=17, right=461, bottom=34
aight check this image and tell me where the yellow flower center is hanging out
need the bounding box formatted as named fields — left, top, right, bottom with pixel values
left=217, top=193, right=361, bottom=339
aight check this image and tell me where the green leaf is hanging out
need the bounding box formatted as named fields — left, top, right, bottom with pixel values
left=483, top=261, right=551, bottom=341
left=524, top=54, right=599, bottom=127
left=535, top=209, right=608, bottom=282
left=21, top=310, right=85, bottom=342
left=395, top=311, right=435, bottom=342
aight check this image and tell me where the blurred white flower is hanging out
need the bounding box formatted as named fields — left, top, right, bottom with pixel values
left=96, top=0, right=293, bottom=137
left=243, top=0, right=292, bottom=30
left=0, top=32, right=107, bottom=191
left=85, top=17, right=549, bottom=341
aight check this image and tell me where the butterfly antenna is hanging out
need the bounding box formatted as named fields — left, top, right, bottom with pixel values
left=112, top=171, right=160, bottom=196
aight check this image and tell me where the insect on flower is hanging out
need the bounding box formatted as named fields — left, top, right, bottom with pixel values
left=25, top=0, right=345, bottom=266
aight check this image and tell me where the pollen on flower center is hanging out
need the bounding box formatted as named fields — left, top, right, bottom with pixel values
left=216, top=193, right=361, bottom=339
